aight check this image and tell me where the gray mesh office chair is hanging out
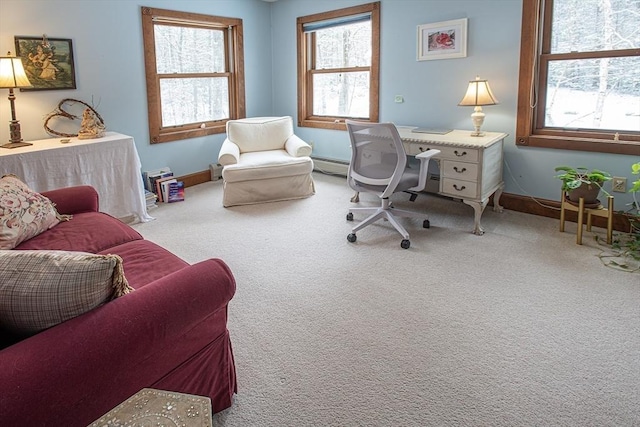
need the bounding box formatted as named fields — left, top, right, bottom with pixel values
left=345, top=120, right=440, bottom=249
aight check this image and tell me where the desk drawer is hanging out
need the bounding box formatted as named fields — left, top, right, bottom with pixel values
left=441, top=178, right=478, bottom=199
left=411, top=144, right=479, bottom=162
left=441, top=160, right=478, bottom=181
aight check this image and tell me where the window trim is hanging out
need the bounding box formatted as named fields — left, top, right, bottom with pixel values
left=516, top=0, right=640, bottom=155
left=296, top=1, right=380, bottom=131
left=141, top=6, right=245, bottom=144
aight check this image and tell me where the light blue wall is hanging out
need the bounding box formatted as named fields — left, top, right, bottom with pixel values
left=270, top=0, right=637, bottom=206
left=0, top=0, right=274, bottom=179
left=1, top=0, right=637, bottom=206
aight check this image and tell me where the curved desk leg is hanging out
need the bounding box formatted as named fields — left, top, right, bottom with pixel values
left=350, top=192, right=360, bottom=203
left=492, top=184, right=504, bottom=213
left=463, top=199, right=488, bottom=235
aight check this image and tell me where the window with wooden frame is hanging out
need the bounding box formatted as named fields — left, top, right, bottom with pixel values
left=297, top=2, right=380, bottom=130
left=141, top=7, right=245, bottom=144
left=516, top=0, right=640, bottom=155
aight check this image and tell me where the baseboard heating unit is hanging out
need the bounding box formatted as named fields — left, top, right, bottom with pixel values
left=311, top=157, right=350, bottom=177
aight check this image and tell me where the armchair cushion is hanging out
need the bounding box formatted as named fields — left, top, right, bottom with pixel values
left=225, top=116, right=294, bottom=153
left=222, top=150, right=313, bottom=183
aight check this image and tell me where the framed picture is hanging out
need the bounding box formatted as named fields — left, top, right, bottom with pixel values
left=14, top=36, right=76, bottom=90
left=417, top=18, right=468, bottom=61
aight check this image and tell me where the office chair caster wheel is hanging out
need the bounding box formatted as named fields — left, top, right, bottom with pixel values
left=347, top=233, right=357, bottom=243
left=346, top=213, right=354, bottom=221
left=401, top=239, right=410, bottom=249
left=423, top=219, right=430, bottom=228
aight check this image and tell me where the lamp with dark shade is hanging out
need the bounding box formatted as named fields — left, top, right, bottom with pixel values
left=458, top=76, right=499, bottom=137
left=0, top=51, right=32, bottom=149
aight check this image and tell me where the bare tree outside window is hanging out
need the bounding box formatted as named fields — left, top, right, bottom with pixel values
left=312, top=21, right=371, bottom=118
left=297, top=2, right=380, bottom=130
left=544, top=0, right=640, bottom=132
left=141, top=7, right=245, bottom=144
left=517, top=0, right=639, bottom=154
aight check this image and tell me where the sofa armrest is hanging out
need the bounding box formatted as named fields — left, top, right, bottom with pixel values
left=41, top=185, right=99, bottom=214
left=285, top=134, right=312, bottom=157
left=218, top=139, right=240, bottom=166
left=0, top=258, right=236, bottom=426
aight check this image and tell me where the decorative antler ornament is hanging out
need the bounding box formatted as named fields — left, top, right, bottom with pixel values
left=43, top=98, right=105, bottom=137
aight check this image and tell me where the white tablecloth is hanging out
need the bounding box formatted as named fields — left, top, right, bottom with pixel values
left=0, top=132, right=153, bottom=223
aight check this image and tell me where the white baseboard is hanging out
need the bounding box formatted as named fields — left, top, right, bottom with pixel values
left=312, top=157, right=349, bottom=177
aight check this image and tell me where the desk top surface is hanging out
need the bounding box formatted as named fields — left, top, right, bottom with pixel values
left=397, top=127, right=508, bottom=148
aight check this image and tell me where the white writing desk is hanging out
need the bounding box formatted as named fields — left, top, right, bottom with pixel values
left=397, top=128, right=507, bottom=235
left=0, top=132, right=153, bottom=223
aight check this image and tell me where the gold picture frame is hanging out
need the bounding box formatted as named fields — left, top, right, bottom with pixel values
left=14, top=36, right=77, bottom=91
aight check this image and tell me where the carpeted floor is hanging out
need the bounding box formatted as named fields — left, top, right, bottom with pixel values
left=132, top=172, right=639, bottom=427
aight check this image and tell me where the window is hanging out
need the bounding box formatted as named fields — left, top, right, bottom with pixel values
left=516, top=0, right=640, bottom=154
left=141, top=7, right=245, bottom=144
left=297, top=2, right=380, bottom=130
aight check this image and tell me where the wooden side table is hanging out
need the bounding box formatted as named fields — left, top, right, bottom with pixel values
left=559, top=191, right=614, bottom=245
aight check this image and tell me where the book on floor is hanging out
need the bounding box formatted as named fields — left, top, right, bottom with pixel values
left=144, top=167, right=172, bottom=192
left=148, top=171, right=174, bottom=196
left=167, top=181, right=185, bottom=203
left=155, top=177, right=176, bottom=203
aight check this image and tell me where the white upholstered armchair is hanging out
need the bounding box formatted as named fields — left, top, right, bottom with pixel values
left=217, top=116, right=315, bottom=207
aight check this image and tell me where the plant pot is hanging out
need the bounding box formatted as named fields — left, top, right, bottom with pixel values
left=567, top=182, right=601, bottom=204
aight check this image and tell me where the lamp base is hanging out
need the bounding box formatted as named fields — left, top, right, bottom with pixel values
left=1, top=141, right=32, bottom=149
left=470, top=106, right=486, bottom=137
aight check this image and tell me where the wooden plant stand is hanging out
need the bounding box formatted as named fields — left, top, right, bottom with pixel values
left=559, top=191, right=614, bottom=245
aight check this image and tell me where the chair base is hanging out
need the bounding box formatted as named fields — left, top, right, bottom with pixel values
left=348, top=198, right=428, bottom=240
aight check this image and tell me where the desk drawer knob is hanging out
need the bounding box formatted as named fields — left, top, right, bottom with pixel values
left=453, top=166, right=467, bottom=173
left=454, top=150, right=467, bottom=157
left=419, top=146, right=431, bottom=152
left=453, top=184, right=466, bottom=191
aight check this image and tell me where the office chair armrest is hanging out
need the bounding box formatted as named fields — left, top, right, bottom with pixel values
left=285, top=134, right=312, bottom=157
left=415, top=148, right=440, bottom=161
left=218, top=139, right=240, bottom=166
left=414, top=149, right=441, bottom=191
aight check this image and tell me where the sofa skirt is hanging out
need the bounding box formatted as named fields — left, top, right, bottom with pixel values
left=223, top=173, right=315, bottom=207
left=153, top=329, right=237, bottom=413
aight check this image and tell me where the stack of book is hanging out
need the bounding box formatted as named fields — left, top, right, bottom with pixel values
left=143, top=167, right=185, bottom=204
left=145, top=190, right=158, bottom=211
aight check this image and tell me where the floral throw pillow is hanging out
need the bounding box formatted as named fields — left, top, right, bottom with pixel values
left=0, top=174, right=68, bottom=250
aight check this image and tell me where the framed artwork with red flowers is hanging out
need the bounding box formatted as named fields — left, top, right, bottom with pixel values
left=417, top=18, right=467, bottom=61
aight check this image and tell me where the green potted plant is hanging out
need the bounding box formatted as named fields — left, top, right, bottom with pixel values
left=554, top=166, right=612, bottom=205
left=616, top=162, right=640, bottom=258
left=599, top=162, right=640, bottom=272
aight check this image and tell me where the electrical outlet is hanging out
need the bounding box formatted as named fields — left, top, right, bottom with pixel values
left=394, top=95, right=404, bottom=103
left=612, top=176, right=627, bottom=192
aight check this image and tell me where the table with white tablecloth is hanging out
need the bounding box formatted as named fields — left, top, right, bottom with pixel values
left=0, top=132, right=153, bottom=223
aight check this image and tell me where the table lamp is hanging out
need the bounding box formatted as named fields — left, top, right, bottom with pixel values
left=0, top=51, right=33, bottom=149
left=458, top=76, right=498, bottom=137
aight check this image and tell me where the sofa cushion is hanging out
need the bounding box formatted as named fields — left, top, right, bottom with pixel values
left=0, top=250, right=133, bottom=336
left=15, top=211, right=143, bottom=253
left=222, top=150, right=314, bottom=183
left=226, top=116, right=293, bottom=153
left=0, top=174, right=67, bottom=250
left=99, top=239, right=189, bottom=289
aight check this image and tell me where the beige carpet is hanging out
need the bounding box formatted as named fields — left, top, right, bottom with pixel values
left=133, top=172, right=639, bottom=427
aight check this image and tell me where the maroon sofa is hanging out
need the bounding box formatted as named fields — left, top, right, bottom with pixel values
left=0, top=185, right=237, bottom=426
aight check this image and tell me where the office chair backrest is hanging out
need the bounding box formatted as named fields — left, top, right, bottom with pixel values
left=346, top=120, right=407, bottom=199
